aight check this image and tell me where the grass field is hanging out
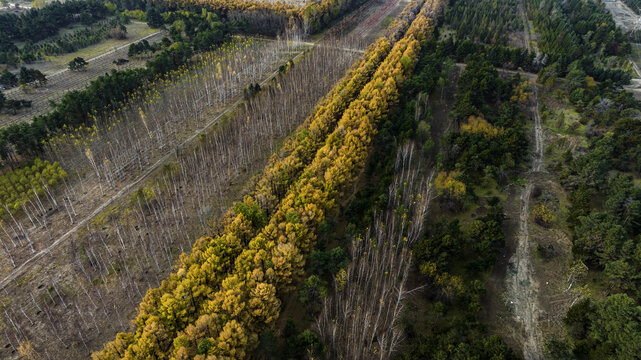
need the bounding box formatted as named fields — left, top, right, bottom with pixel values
left=44, top=21, right=158, bottom=68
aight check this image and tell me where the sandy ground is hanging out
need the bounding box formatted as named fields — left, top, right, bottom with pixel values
left=503, top=87, right=545, bottom=360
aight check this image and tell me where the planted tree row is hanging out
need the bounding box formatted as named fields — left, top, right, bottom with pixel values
left=93, top=0, right=442, bottom=358
left=168, top=9, right=438, bottom=356
left=91, top=0, right=439, bottom=352
left=92, top=32, right=397, bottom=360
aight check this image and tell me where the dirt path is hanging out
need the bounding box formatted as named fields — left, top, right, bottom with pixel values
left=498, top=7, right=546, bottom=358
left=504, top=87, right=544, bottom=360
left=455, top=60, right=545, bottom=358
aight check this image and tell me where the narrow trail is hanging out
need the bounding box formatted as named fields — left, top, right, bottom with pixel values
left=518, top=0, right=538, bottom=55
left=505, top=87, right=544, bottom=360
left=500, top=2, right=546, bottom=357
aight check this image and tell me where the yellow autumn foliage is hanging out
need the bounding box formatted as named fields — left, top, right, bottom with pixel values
left=93, top=0, right=443, bottom=358
left=532, top=204, right=556, bottom=226
left=510, top=79, right=533, bottom=104
left=434, top=171, right=466, bottom=200
left=461, top=115, right=504, bottom=138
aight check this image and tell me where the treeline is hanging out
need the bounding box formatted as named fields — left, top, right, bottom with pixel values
left=175, top=0, right=373, bottom=35
left=398, top=53, right=529, bottom=360
left=0, top=9, right=230, bottom=163
left=26, top=19, right=127, bottom=58
left=0, top=0, right=113, bottom=64
left=444, top=0, right=522, bottom=45
left=528, top=0, right=631, bottom=83
left=0, top=0, right=110, bottom=42
left=441, top=38, right=538, bottom=72
left=93, top=1, right=441, bottom=358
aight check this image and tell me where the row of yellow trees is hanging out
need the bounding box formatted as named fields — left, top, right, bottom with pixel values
left=169, top=9, right=434, bottom=357
left=94, top=0, right=441, bottom=358
left=93, top=19, right=395, bottom=360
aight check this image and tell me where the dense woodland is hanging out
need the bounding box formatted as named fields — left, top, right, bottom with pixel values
left=394, top=45, right=528, bottom=359
left=521, top=0, right=641, bottom=357
left=528, top=0, right=631, bottom=82
left=444, top=0, right=522, bottom=46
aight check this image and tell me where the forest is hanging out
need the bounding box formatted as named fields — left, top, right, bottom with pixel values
left=539, top=44, right=641, bottom=360
left=2, top=0, right=641, bottom=358
left=444, top=0, right=522, bottom=46
left=527, top=0, right=631, bottom=82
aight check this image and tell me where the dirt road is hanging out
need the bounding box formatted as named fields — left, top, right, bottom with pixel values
left=505, top=86, right=544, bottom=360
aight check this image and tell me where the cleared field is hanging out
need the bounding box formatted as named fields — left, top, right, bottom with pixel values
left=0, top=22, right=163, bottom=128
left=42, top=22, right=159, bottom=69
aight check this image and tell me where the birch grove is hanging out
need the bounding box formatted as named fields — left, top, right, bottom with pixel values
left=316, top=144, right=432, bottom=360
